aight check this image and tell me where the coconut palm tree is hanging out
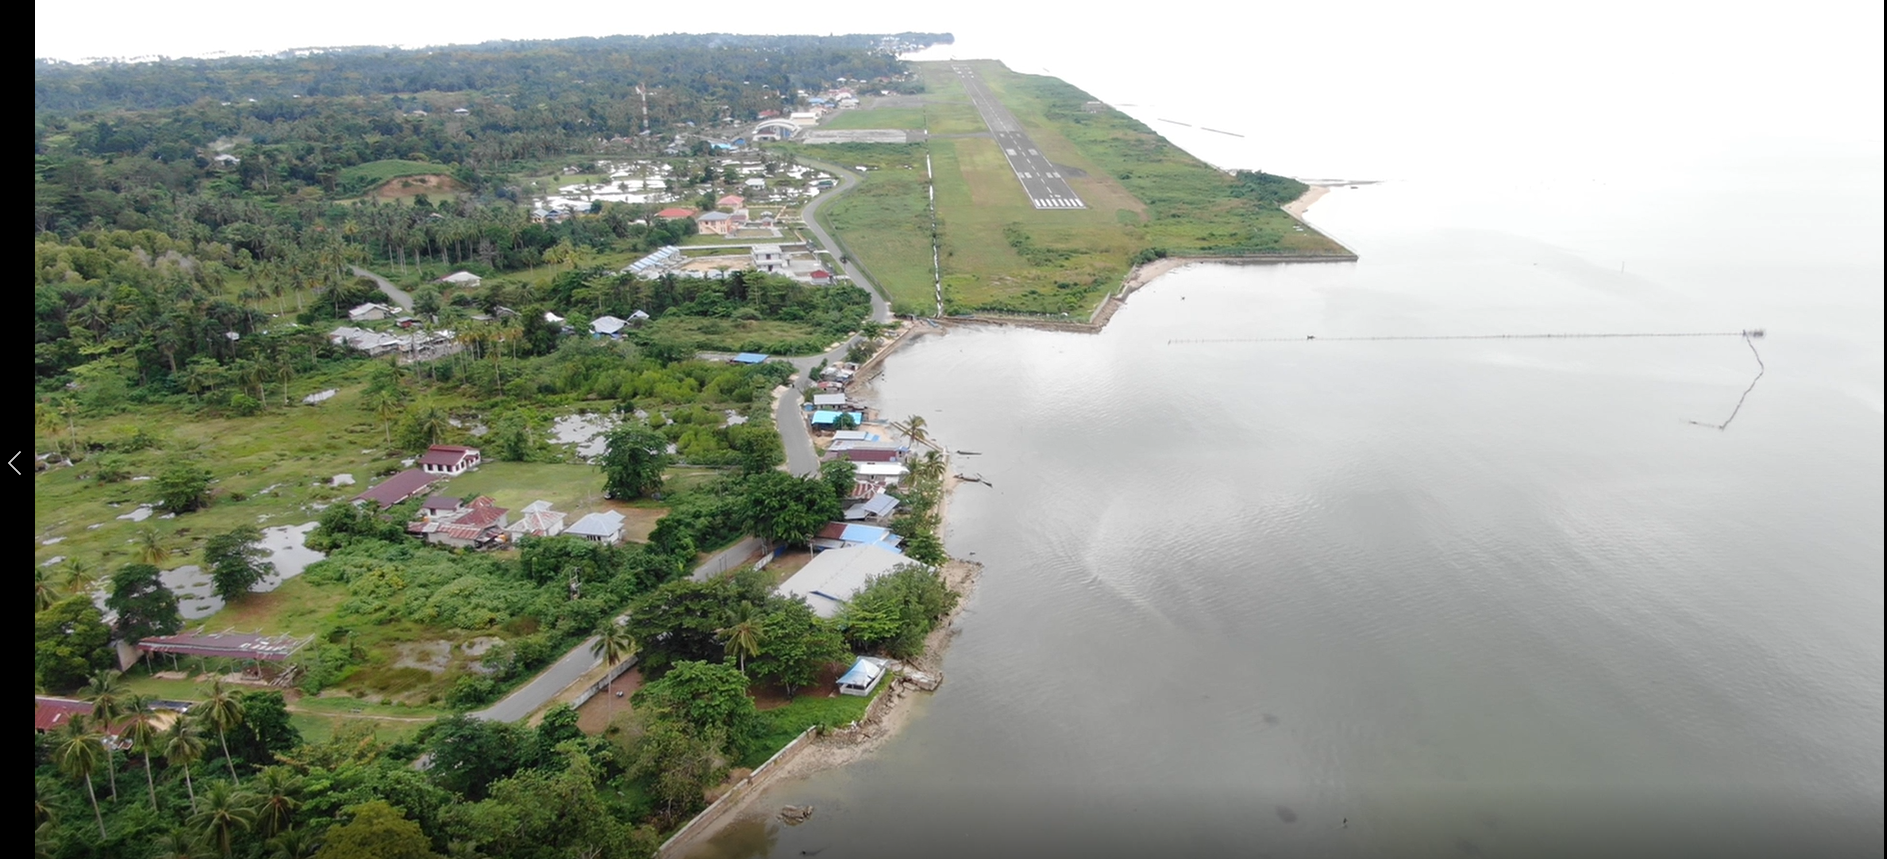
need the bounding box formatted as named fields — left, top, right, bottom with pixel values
left=62, top=558, right=96, bottom=593
left=717, top=601, right=764, bottom=674
left=265, top=828, right=320, bottom=859
left=190, top=780, right=256, bottom=859
left=35, top=568, right=62, bottom=612
left=252, top=766, right=301, bottom=839
left=151, top=829, right=213, bottom=859
left=83, top=670, right=127, bottom=801
left=51, top=716, right=108, bottom=838
left=199, top=679, right=246, bottom=785
left=364, top=388, right=402, bottom=444
left=121, top=694, right=164, bottom=809
left=897, top=414, right=930, bottom=450
left=917, top=449, right=947, bottom=484
left=136, top=527, right=172, bottom=566
left=161, top=717, right=206, bottom=808
left=589, top=617, right=635, bottom=724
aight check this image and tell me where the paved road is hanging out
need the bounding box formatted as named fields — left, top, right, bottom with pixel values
left=349, top=266, right=415, bottom=311
left=794, top=158, right=893, bottom=324
left=950, top=64, right=1086, bottom=210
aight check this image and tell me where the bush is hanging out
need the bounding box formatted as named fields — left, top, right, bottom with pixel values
left=446, top=675, right=497, bottom=708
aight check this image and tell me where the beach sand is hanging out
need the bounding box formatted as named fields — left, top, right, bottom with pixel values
left=1284, top=183, right=1331, bottom=219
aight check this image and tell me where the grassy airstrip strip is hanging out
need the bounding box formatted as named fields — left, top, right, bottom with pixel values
left=797, top=61, right=1346, bottom=316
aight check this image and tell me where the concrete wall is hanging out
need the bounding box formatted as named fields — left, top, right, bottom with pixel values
left=567, top=655, right=639, bottom=712
left=656, top=726, right=819, bottom=857
left=694, top=536, right=766, bottom=579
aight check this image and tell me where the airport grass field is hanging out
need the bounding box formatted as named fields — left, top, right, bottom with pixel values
left=801, top=61, right=1349, bottom=316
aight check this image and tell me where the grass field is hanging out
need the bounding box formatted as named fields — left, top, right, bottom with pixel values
left=336, top=159, right=456, bottom=195
left=738, top=686, right=876, bottom=768
left=817, top=107, right=926, bottom=131
left=638, top=315, right=848, bottom=355
left=794, top=61, right=1349, bottom=316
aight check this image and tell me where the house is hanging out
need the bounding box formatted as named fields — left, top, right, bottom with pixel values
left=843, top=491, right=900, bottom=521
left=438, top=271, right=483, bottom=288
left=837, top=657, right=889, bottom=697
left=809, top=410, right=865, bottom=429
left=809, top=270, right=833, bottom=285
left=852, top=461, right=908, bottom=483
left=347, top=302, right=396, bottom=322
left=812, top=393, right=849, bottom=409
left=811, top=521, right=902, bottom=553
left=696, top=211, right=734, bottom=235
left=35, top=696, right=95, bottom=733
left=628, top=309, right=651, bottom=325
left=211, top=153, right=241, bottom=166
left=743, top=177, right=767, bottom=189
left=752, top=244, right=784, bottom=264
left=717, top=194, right=745, bottom=209
left=831, top=430, right=881, bottom=442
left=591, top=316, right=628, bottom=337
left=565, top=510, right=627, bottom=544
left=504, top=500, right=567, bottom=539
left=775, top=543, right=919, bottom=618
left=837, top=448, right=900, bottom=464
left=328, top=326, right=404, bottom=357
left=417, top=445, right=481, bottom=476
left=419, top=495, right=462, bottom=517
left=733, top=352, right=769, bottom=365
left=353, top=469, right=440, bottom=509
left=425, top=496, right=508, bottom=549
left=531, top=207, right=554, bottom=223
left=655, top=207, right=697, bottom=220
left=544, top=311, right=566, bottom=325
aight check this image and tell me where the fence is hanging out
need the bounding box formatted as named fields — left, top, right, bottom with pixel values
left=692, top=536, right=766, bottom=579
left=566, top=655, right=640, bottom=712
left=655, top=726, right=820, bottom=857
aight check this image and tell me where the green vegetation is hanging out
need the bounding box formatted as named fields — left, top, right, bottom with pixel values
left=334, top=160, right=455, bottom=195
left=741, top=690, right=875, bottom=768
left=803, top=61, right=1347, bottom=316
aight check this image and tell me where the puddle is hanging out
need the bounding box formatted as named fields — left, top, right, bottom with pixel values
left=94, top=522, right=327, bottom=621
left=331, top=474, right=356, bottom=487
left=724, top=409, right=749, bottom=427
left=42, top=537, right=64, bottom=545
left=43, top=556, right=66, bottom=567
left=302, top=389, right=338, bottom=404
left=131, top=476, right=151, bottom=482
left=117, top=505, right=155, bottom=522
left=551, top=413, right=619, bottom=459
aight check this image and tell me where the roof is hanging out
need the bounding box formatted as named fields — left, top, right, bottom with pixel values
left=655, top=208, right=696, bottom=219
left=832, top=430, right=878, bottom=441
left=506, top=509, right=566, bottom=535
left=565, top=510, right=627, bottom=537
left=814, top=521, right=901, bottom=549
left=421, top=494, right=461, bottom=512
left=776, top=543, right=921, bottom=618
left=812, top=270, right=832, bottom=279
left=136, top=630, right=311, bottom=661
left=734, top=353, right=769, bottom=364
left=717, top=195, right=745, bottom=205
left=861, top=492, right=900, bottom=517
left=36, top=697, right=92, bottom=732
left=438, top=271, right=482, bottom=284
left=810, top=410, right=864, bottom=425
left=449, top=497, right=507, bottom=529
left=697, top=211, right=732, bottom=222
left=812, top=394, right=848, bottom=407
left=592, top=316, right=627, bottom=334
left=522, top=500, right=554, bottom=514
left=837, top=657, right=886, bottom=688
left=417, top=445, right=479, bottom=467
left=752, top=244, right=783, bottom=255
left=841, top=448, right=899, bottom=463
left=852, top=461, right=907, bottom=478
left=354, top=469, right=439, bottom=508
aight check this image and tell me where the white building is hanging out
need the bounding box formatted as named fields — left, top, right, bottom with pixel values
left=774, top=543, right=919, bottom=618
left=565, top=510, right=627, bottom=544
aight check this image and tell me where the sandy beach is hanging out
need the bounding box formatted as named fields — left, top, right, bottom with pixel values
left=1283, top=183, right=1331, bottom=219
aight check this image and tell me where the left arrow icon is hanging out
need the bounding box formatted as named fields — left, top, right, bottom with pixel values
left=9, top=452, right=20, bottom=474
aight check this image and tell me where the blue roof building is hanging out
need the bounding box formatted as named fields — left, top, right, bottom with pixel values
left=733, top=352, right=769, bottom=364
left=810, top=410, right=865, bottom=427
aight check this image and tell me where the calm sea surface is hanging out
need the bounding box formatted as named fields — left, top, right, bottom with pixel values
left=689, top=28, right=1883, bottom=859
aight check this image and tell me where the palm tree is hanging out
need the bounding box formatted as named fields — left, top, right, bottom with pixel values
left=35, top=568, right=62, bottom=612
left=717, top=601, right=764, bottom=674
left=190, top=780, right=257, bottom=859
left=199, top=680, right=246, bottom=784
left=265, top=828, right=320, bottom=859
left=589, top=617, right=635, bottom=724
left=898, top=414, right=930, bottom=450
left=364, top=388, right=402, bottom=444
left=62, top=557, right=96, bottom=593
left=161, top=717, right=206, bottom=808
left=51, top=716, right=108, bottom=838
left=137, top=527, right=172, bottom=566
left=917, top=449, right=947, bottom=484
left=83, top=670, right=127, bottom=802
left=252, top=766, right=301, bottom=839
left=152, top=829, right=213, bottom=859
left=122, top=694, right=164, bottom=809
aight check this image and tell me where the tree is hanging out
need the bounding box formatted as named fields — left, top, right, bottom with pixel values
left=266, top=828, right=321, bottom=859
left=36, top=597, right=115, bottom=691
left=748, top=597, right=849, bottom=696
left=200, top=679, right=247, bottom=784
left=364, top=388, right=403, bottom=444
left=632, top=660, right=759, bottom=756
left=901, top=529, right=948, bottom=566
left=488, top=413, right=533, bottom=462
left=229, top=691, right=302, bottom=766
left=818, top=458, right=857, bottom=503
left=190, top=780, right=257, bottom=859
left=625, top=578, right=742, bottom=675
left=589, top=617, right=635, bottom=724
left=421, top=716, right=539, bottom=801
left=252, top=766, right=303, bottom=839
left=83, top=669, right=128, bottom=801
left=51, top=717, right=109, bottom=839
left=896, top=414, right=929, bottom=449
left=315, top=802, right=442, bottom=859
left=600, top=421, right=669, bottom=499
left=717, top=601, right=764, bottom=673
left=106, top=563, right=182, bottom=643
left=137, top=526, right=173, bottom=565
left=162, top=714, right=206, bottom=808
left=839, top=563, right=959, bottom=659
left=152, top=829, right=213, bottom=859
left=741, top=471, right=842, bottom=547
left=155, top=462, right=213, bottom=512
left=35, top=568, right=62, bottom=612
left=205, top=526, right=269, bottom=602
left=121, top=694, right=164, bottom=811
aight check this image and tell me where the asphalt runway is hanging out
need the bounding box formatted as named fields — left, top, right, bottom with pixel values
left=950, top=64, right=1086, bottom=210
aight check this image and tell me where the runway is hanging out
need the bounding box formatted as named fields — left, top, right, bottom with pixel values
left=950, top=64, right=1086, bottom=210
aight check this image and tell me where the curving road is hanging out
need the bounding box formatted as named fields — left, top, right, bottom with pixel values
left=794, top=158, right=892, bottom=325
left=349, top=265, right=415, bottom=312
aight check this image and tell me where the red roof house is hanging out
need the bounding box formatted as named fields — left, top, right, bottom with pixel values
left=810, top=270, right=833, bottom=285
left=717, top=195, right=745, bottom=209
left=655, top=207, right=697, bottom=220
left=417, top=445, right=481, bottom=476
left=840, top=448, right=900, bottom=463
left=35, top=697, right=92, bottom=732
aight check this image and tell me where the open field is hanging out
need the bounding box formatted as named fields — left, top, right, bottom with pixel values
left=797, top=61, right=1348, bottom=316
left=336, top=159, right=456, bottom=195
left=639, top=314, right=848, bottom=356
left=817, top=107, right=926, bottom=131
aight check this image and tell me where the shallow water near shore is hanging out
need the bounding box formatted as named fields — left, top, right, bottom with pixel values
left=687, top=141, right=1882, bottom=859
